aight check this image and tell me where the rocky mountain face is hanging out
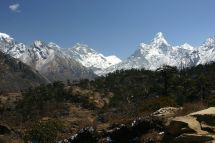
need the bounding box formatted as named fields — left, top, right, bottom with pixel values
left=100, top=32, right=215, bottom=75
left=0, top=51, right=48, bottom=92
left=63, top=43, right=121, bottom=75
left=0, top=33, right=96, bottom=82
left=29, top=41, right=96, bottom=82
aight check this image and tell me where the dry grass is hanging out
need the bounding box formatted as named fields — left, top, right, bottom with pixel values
left=59, top=103, right=97, bottom=134
left=67, top=86, right=113, bottom=109
left=176, top=101, right=207, bottom=116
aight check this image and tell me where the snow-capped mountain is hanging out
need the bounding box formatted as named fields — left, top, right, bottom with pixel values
left=2, top=32, right=215, bottom=77
left=0, top=33, right=96, bottom=81
left=63, top=43, right=121, bottom=74
left=197, top=36, right=215, bottom=64
left=100, top=32, right=215, bottom=75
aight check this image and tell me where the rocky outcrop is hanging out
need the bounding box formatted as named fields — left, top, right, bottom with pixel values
left=164, top=107, right=215, bottom=143
left=152, top=107, right=182, bottom=119
left=58, top=116, right=165, bottom=143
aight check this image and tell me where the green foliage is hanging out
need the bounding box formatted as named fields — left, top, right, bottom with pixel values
left=14, top=62, right=215, bottom=120
left=78, top=62, right=215, bottom=114
left=24, top=119, right=63, bottom=143
left=17, top=81, right=68, bottom=120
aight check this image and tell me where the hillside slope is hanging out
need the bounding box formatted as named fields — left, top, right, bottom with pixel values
left=0, top=51, right=48, bottom=91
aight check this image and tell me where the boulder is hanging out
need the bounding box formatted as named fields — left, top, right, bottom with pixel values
left=164, top=107, right=215, bottom=143
left=152, top=107, right=182, bottom=119
left=190, top=107, right=215, bottom=127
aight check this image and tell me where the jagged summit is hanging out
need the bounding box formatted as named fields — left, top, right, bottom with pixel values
left=72, top=43, right=97, bottom=54
left=0, top=32, right=121, bottom=77
left=203, top=36, right=215, bottom=47
left=48, top=42, right=61, bottom=49
left=33, top=40, right=44, bottom=48
left=181, top=43, right=193, bottom=49
left=151, top=32, right=170, bottom=46
left=63, top=43, right=122, bottom=74
left=0, top=35, right=96, bottom=81
left=0, top=32, right=12, bottom=39
left=100, top=33, right=215, bottom=75
left=2, top=31, right=215, bottom=76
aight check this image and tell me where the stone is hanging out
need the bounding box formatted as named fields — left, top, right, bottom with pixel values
left=164, top=107, right=215, bottom=143
left=152, top=107, right=182, bottom=119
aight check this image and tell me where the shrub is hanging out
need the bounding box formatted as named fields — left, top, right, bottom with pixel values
left=16, top=81, right=68, bottom=120
left=140, top=96, right=177, bottom=112
left=24, top=119, right=63, bottom=143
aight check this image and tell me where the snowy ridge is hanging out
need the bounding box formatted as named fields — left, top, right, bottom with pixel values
left=197, top=36, right=215, bottom=64
left=0, top=32, right=120, bottom=78
left=0, top=35, right=96, bottom=81
left=1, top=32, right=215, bottom=77
left=100, top=32, right=215, bottom=75
left=63, top=43, right=122, bottom=74
left=0, top=32, right=13, bottom=40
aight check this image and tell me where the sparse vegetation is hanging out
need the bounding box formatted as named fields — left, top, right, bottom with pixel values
left=2, top=62, right=215, bottom=142
left=16, top=81, right=69, bottom=121
left=24, top=119, right=63, bottom=143
left=79, top=63, right=215, bottom=115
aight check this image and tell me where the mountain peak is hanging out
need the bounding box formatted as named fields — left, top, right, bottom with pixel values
left=75, top=43, right=88, bottom=47
left=33, top=40, right=45, bottom=48
left=155, top=32, right=164, bottom=38
left=48, top=42, right=61, bottom=49
left=72, top=43, right=96, bottom=54
left=106, top=55, right=122, bottom=64
left=203, top=36, right=215, bottom=47
left=152, top=32, right=169, bottom=46
left=181, top=43, right=194, bottom=50
left=0, top=32, right=13, bottom=40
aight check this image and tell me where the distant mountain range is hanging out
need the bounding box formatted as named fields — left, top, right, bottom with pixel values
left=1, top=32, right=215, bottom=80
left=62, top=43, right=121, bottom=75
left=0, top=33, right=96, bottom=82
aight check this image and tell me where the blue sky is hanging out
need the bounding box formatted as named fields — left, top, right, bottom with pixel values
left=0, top=0, right=215, bottom=59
